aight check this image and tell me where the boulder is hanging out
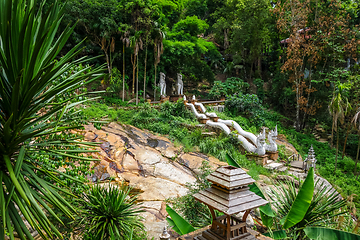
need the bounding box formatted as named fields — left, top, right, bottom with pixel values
left=124, top=175, right=189, bottom=201
left=153, top=161, right=196, bottom=186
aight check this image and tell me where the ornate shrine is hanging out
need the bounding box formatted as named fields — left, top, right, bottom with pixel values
left=193, top=166, right=268, bottom=240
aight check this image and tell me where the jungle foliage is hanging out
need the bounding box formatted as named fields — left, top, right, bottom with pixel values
left=3, top=0, right=360, bottom=238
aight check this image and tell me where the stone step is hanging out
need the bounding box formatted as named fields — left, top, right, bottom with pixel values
left=264, top=162, right=284, bottom=170
left=278, top=166, right=288, bottom=172
left=201, top=132, right=217, bottom=137
left=290, top=160, right=304, bottom=169
left=289, top=167, right=305, bottom=173
left=266, top=160, right=274, bottom=164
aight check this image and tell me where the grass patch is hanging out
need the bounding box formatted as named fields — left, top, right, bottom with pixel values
left=81, top=100, right=360, bottom=216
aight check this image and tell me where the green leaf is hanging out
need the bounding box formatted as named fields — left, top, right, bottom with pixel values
left=225, top=152, right=240, bottom=168
left=304, top=227, right=360, bottom=240
left=166, top=217, right=181, bottom=235
left=263, top=230, right=287, bottom=239
left=260, top=211, right=273, bottom=228
left=165, top=204, right=196, bottom=235
left=283, top=167, right=315, bottom=229
left=249, top=183, right=275, bottom=217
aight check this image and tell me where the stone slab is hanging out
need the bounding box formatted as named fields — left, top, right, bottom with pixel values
left=290, top=160, right=304, bottom=169
left=264, top=162, right=283, bottom=170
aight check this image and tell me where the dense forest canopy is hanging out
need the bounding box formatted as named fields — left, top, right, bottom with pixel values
left=52, top=0, right=360, bottom=148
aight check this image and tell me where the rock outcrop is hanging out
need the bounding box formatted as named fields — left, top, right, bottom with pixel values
left=80, top=123, right=227, bottom=239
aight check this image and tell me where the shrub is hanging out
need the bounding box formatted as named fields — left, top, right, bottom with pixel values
left=81, top=184, right=145, bottom=240
left=209, top=77, right=249, bottom=99
left=160, top=100, right=195, bottom=119
left=225, top=93, right=266, bottom=127
left=106, top=67, right=129, bottom=97
left=168, top=161, right=214, bottom=228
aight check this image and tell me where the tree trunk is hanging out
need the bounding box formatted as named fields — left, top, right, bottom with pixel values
left=257, top=56, right=261, bottom=78
left=342, top=122, right=352, bottom=159
left=136, top=54, right=139, bottom=105
left=122, top=44, right=125, bottom=101
left=224, top=29, right=229, bottom=49
left=104, top=50, right=112, bottom=77
left=295, top=81, right=301, bottom=131
left=331, top=115, right=335, bottom=148
left=334, top=125, right=340, bottom=173
left=354, top=133, right=360, bottom=175
left=154, top=64, right=157, bottom=101
left=143, top=46, right=147, bottom=99
left=301, top=64, right=313, bottom=129
left=131, top=53, right=136, bottom=95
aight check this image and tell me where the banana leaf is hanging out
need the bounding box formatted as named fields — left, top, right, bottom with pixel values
left=263, top=230, right=287, bottom=239
left=249, top=183, right=275, bottom=217
left=166, top=217, right=181, bottom=235
left=225, top=152, right=240, bottom=168
left=166, top=205, right=196, bottom=235
left=260, top=211, right=273, bottom=228
left=304, top=227, right=360, bottom=240
left=283, top=167, right=314, bottom=229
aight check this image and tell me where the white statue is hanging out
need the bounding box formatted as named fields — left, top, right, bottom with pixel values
left=265, top=125, right=278, bottom=152
left=177, top=73, right=183, bottom=95
left=159, top=72, right=166, bottom=96
left=255, top=128, right=266, bottom=155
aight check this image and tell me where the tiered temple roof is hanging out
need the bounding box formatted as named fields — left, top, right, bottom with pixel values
left=193, top=166, right=268, bottom=240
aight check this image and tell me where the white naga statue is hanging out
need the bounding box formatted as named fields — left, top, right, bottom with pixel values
left=159, top=72, right=166, bottom=96
left=265, top=125, right=278, bottom=152
left=254, top=128, right=266, bottom=155
left=176, top=73, right=183, bottom=95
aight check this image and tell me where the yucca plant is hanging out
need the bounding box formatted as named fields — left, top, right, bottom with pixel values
left=0, top=0, right=104, bottom=239
left=81, top=184, right=145, bottom=240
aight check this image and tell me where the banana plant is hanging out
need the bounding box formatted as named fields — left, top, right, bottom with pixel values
left=166, top=204, right=196, bottom=235
left=0, top=0, right=105, bottom=239
left=225, top=152, right=350, bottom=239
left=304, top=227, right=360, bottom=240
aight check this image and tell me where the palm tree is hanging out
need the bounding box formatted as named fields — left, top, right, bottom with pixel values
left=351, top=107, right=360, bottom=180
left=120, top=30, right=130, bottom=101
left=329, top=82, right=351, bottom=172
left=0, top=0, right=104, bottom=239
left=153, top=23, right=165, bottom=101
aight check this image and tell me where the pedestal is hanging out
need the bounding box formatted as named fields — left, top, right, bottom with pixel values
left=266, top=151, right=278, bottom=161
left=246, top=154, right=268, bottom=166
left=198, top=118, right=209, bottom=124
left=210, top=116, right=219, bottom=122
left=170, top=95, right=182, bottom=102
left=160, top=96, right=170, bottom=103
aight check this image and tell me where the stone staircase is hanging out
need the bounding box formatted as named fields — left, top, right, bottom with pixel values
left=264, top=160, right=287, bottom=172
left=264, top=159, right=305, bottom=174
left=312, top=124, right=329, bottom=143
